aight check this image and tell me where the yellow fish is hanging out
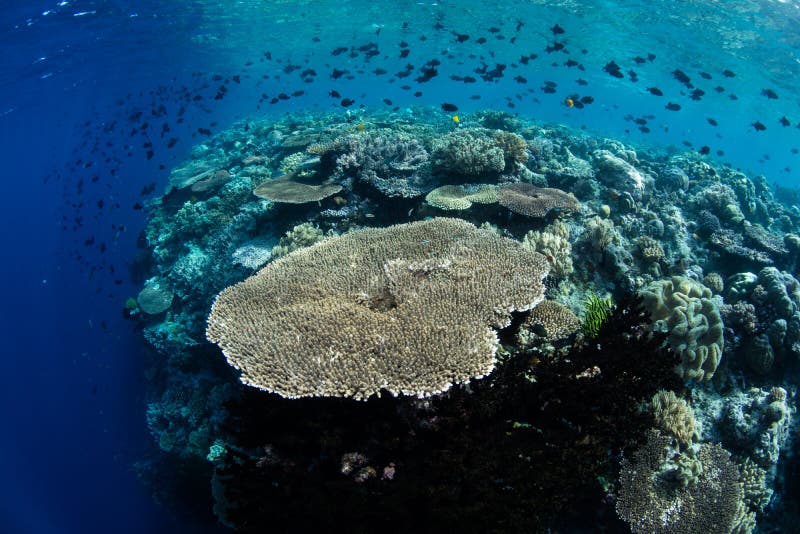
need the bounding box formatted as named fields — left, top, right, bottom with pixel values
left=355, top=123, right=366, bottom=131
left=565, top=98, right=574, bottom=108
left=451, top=115, right=460, bottom=124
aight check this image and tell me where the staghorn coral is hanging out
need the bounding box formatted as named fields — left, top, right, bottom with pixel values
left=650, top=390, right=697, bottom=445
left=641, top=276, right=725, bottom=381
left=206, top=218, right=550, bottom=400
left=516, top=300, right=580, bottom=347
left=616, top=430, right=744, bottom=534
left=424, top=184, right=498, bottom=211
left=498, top=183, right=580, bottom=218
left=522, top=221, right=573, bottom=278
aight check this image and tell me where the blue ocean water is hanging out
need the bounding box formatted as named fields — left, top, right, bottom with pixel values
left=1, top=1, right=799, bottom=532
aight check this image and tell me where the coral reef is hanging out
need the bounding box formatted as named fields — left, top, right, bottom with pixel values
left=130, top=109, right=800, bottom=533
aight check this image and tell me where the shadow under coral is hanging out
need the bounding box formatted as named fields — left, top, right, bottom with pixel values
left=211, top=294, right=681, bottom=533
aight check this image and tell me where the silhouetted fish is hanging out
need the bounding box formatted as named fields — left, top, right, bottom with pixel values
left=780, top=116, right=791, bottom=127
left=752, top=121, right=766, bottom=131
left=672, top=69, right=692, bottom=87
left=603, top=61, right=624, bottom=78
left=699, top=146, right=711, bottom=155
left=707, top=118, right=718, bottom=126
left=722, top=69, right=735, bottom=77
left=665, top=102, right=681, bottom=111
left=761, top=88, right=778, bottom=99
left=647, top=87, right=663, bottom=96
left=441, top=103, right=458, bottom=112
left=551, top=24, right=565, bottom=34
left=340, top=98, right=355, bottom=107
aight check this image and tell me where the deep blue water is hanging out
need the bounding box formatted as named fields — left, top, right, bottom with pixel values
left=1, top=1, right=799, bottom=532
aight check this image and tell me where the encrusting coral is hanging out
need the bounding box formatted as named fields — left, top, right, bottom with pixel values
left=206, top=218, right=550, bottom=400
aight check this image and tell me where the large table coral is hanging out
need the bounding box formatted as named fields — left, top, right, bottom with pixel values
left=206, top=217, right=550, bottom=400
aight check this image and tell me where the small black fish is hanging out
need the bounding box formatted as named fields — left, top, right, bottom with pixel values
left=551, top=24, right=565, bottom=34
left=488, top=26, right=500, bottom=33
left=470, top=94, right=481, bottom=100
left=647, top=53, right=656, bottom=61
left=340, top=98, right=355, bottom=107
left=454, top=32, right=470, bottom=43
left=714, top=86, right=725, bottom=93
left=689, top=88, right=705, bottom=101
left=545, top=41, right=565, bottom=53
left=413, top=91, right=422, bottom=97
left=729, top=93, right=738, bottom=101
left=383, top=98, right=393, bottom=105
left=441, top=103, right=458, bottom=112
left=576, top=78, right=588, bottom=86
left=665, top=102, right=681, bottom=111
left=633, top=56, right=646, bottom=64
left=700, top=71, right=712, bottom=80
left=752, top=121, right=766, bottom=131
left=761, top=88, right=778, bottom=99
left=628, top=70, right=639, bottom=82
left=331, top=68, right=348, bottom=79
left=639, top=126, right=650, bottom=133
left=329, top=90, right=341, bottom=98
left=291, top=90, right=305, bottom=97
left=476, top=37, right=487, bottom=44
left=699, top=146, right=711, bottom=155
left=780, top=116, right=791, bottom=127
left=416, top=66, right=438, bottom=83
left=400, top=49, right=410, bottom=58
left=672, top=69, right=692, bottom=87
left=647, top=87, right=663, bottom=96
left=580, top=95, right=594, bottom=104
left=514, top=75, right=527, bottom=83
left=331, top=47, right=348, bottom=56
left=707, top=117, right=718, bottom=126
left=722, top=69, right=735, bottom=77
left=603, top=61, right=624, bottom=78
left=565, top=59, right=579, bottom=68
left=232, top=75, right=240, bottom=84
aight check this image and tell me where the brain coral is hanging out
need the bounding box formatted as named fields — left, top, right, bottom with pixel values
left=206, top=218, right=550, bottom=400
left=641, top=276, right=724, bottom=381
